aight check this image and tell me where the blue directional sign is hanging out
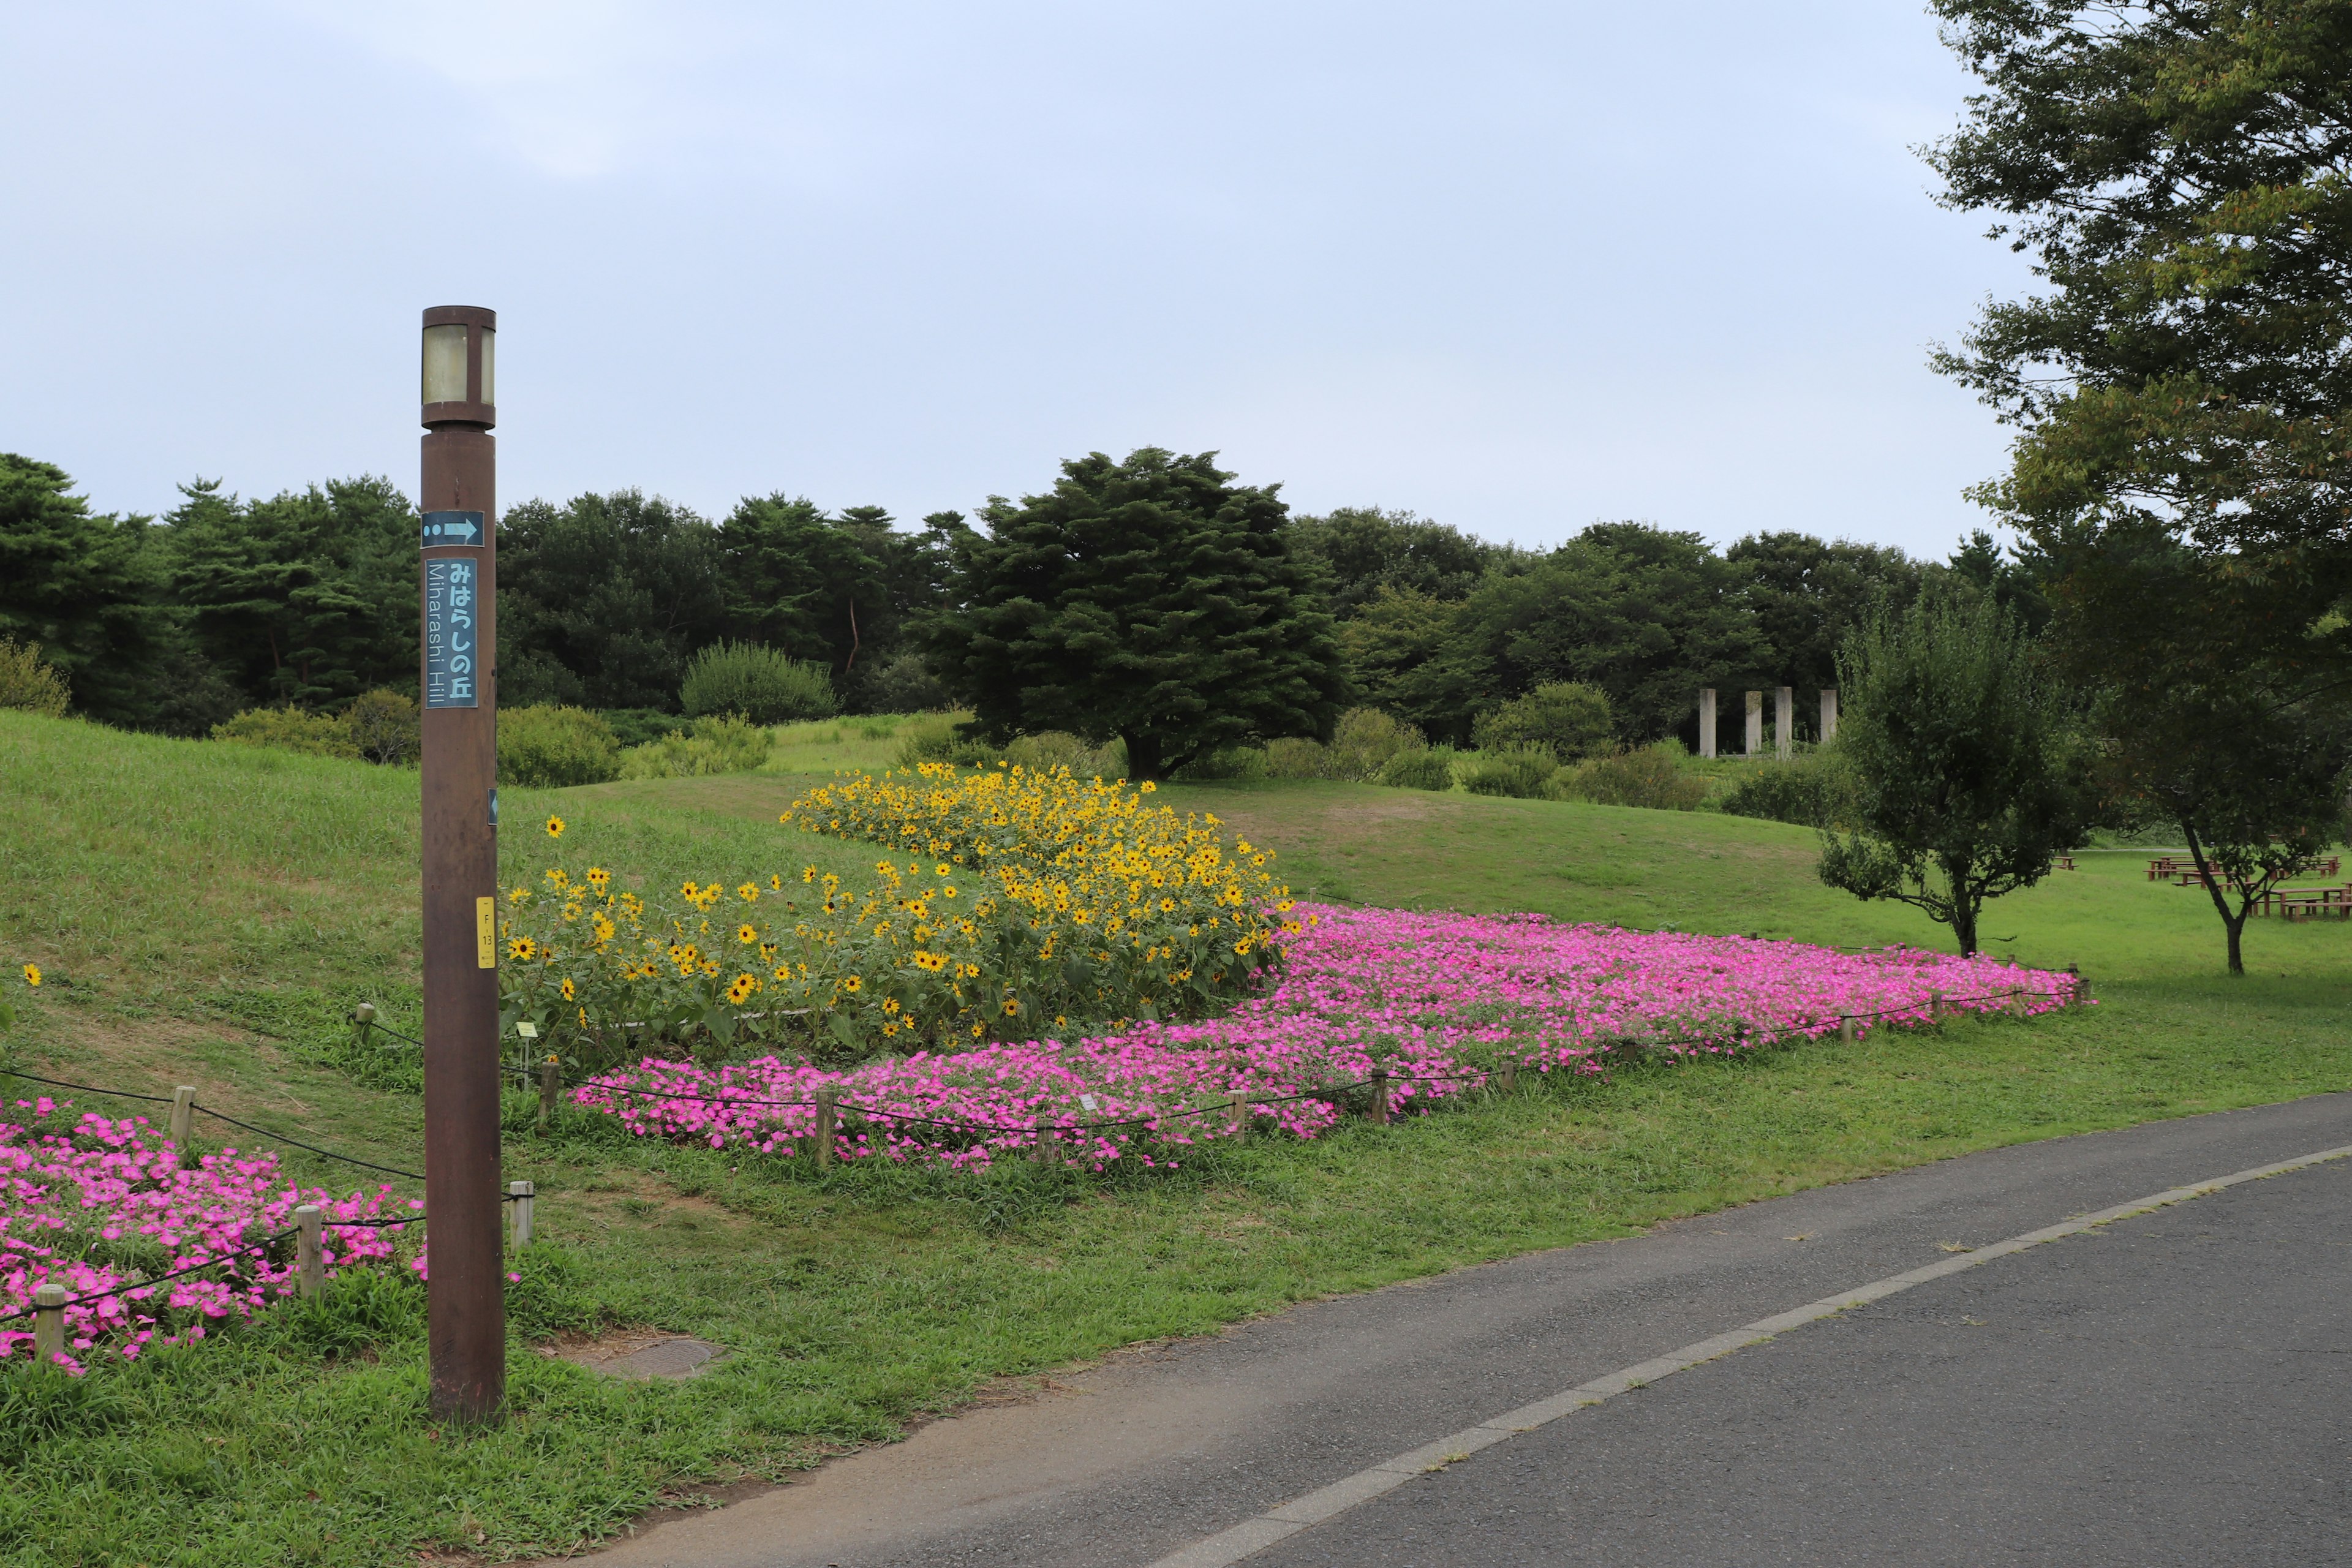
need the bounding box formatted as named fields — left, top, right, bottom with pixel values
left=424, top=558, right=481, bottom=709
left=420, top=510, right=485, bottom=549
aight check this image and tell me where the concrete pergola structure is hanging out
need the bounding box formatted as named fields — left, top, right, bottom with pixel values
left=1697, top=687, right=1836, bottom=759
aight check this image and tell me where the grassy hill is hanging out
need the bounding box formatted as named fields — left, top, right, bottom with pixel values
left=2, top=710, right=2348, bottom=1565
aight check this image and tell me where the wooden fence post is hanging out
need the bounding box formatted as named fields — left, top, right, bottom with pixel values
left=353, top=1001, right=377, bottom=1049
left=537, top=1057, right=560, bottom=1133
left=295, top=1205, right=325, bottom=1298
left=32, top=1283, right=66, bottom=1362
left=168, top=1085, right=197, bottom=1164
left=1368, top=1070, right=1390, bottom=1125
left=508, top=1180, right=534, bottom=1249
left=1497, top=1060, right=1517, bottom=1095
left=2008, top=985, right=2028, bottom=1017
left=1839, top=1016, right=1856, bottom=1046
left=2075, top=975, right=2092, bottom=1007
left=1928, top=992, right=1945, bottom=1024
left=815, top=1087, right=838, bottom=1169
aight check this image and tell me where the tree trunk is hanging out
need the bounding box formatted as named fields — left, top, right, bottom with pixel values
left=2180, top=820, right=2246, bottom=976
left=1945, top=855, right=1979, bottom=956
left=1122, top=730, right=1164, bottom=783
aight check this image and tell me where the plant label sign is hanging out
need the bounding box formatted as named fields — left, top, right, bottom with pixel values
left=420, top=509, right=485, bottom=549
left=424, top=558, right=480, bottom=709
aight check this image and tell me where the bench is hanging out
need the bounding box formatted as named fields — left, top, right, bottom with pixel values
left=2056, top=855, right=2076, bottom=872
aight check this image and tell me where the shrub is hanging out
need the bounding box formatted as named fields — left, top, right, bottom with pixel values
left=854, top=650, right=950, bottom=714
left=1459, top=747, right=1560, bottom=798
left=616, top=714, right=772, bottom=779
left=213, top=707, right=362, bottom=760
left=500, top=706, right=622, bottom=786
left=1379, top=747, right=1458, bottom=791
left=1719, top=756, right=1847, bottom=827
left=895, top=712, right=975, bottom=767
left=1472, top=682, right=1614, bottom=760
left=342, top=690, right=419, bottom=766
left=0, top=638, right=70, bottom=718
left=1551, top=744, right=1711, bottom=810
left=1178, top=747, right=1270, bottom=780
left=597, top=707, right=681, bottom=749
left=1326, top=707, right=1424, bottom=780
left=1262, top=737, right=1329, bottom=778
left=679, top=641, right=839, bottom=723
left=1003, top=731, right=1095, bottom=774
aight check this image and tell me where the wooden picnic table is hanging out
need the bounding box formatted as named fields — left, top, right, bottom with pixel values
left=2147, top=856, right=2181, bottom=880
left=2260, top=884, right=2352, bottom=919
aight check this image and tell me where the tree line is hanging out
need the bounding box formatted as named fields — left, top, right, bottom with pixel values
left=1, top=445, right=2021, bottom=753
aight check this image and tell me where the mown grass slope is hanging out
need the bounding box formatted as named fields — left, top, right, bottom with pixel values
left=1, top=713, right=2348, bottom=1566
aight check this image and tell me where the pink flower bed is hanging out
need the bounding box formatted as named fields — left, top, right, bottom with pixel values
left=580, top=903, right=2079, bottom=1170
left=1, top=1098, right=415, bottom=1373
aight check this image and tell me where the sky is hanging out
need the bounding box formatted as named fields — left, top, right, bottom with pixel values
left=1, top=2, right=2037, bottom=559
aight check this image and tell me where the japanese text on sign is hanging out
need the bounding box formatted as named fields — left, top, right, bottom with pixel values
left=425, top=558, right=480, bottom=709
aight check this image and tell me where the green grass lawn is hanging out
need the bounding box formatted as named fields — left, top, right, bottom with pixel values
left=2, top=712, right=2348, bottom=1566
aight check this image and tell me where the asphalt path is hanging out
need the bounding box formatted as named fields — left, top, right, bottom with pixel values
left=587, top=1092, right=2352, bottom=1568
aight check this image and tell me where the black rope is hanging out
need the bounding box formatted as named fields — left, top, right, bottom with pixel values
left=0, top=1068, right=173, bottom=1104
left=0, top=1212, right=430, bottom=1327
left=190, top=1107, right=429, bottom=1183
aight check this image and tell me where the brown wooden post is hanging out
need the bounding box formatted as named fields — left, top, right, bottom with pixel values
left=1369, top=1069, right=1390, bottom=1125
left=32, top=1283, right=66, bottom=1362
left=1929, top=991, right=1945, bottom=1023
left=1497, top=1060, right=1517, bottom=1095
left=815, top=1087, right=838, bottom=1168
left=295, top=1205, right=325, bottom=1298
left=2009, top=985, right=2028, bottom=1017
left=1839, top=1016, right=1856, bottom=1046
left=419, top=304, right=505, bottom=1423
left=537, top=1058, right=560, bottom=1133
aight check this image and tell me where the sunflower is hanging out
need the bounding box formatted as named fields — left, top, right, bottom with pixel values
left=841, top=975, right=863, bottom=994
left=559, top=977, right=576, bottom=1001
left=736, top=924, right=759, bottom=944
left=725, top=972, right=760, bottom=1005
left=545, top=815, right=566, bottom=839
left=585, top=866, right=610, bottom=891
left=507, top=937, right=538, bottom=962
left=1001, top=997, right=1020, bottom=1017
left=737, top=883, right=760, bottom=903
left=21, top=963, right=40, bottom=988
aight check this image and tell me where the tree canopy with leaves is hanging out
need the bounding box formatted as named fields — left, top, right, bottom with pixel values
left=925, top=448, right=1346, bottom=780
left=1819, top=592, right=2094, bottom=956
left=1928, top=0, right=2352, bottom=582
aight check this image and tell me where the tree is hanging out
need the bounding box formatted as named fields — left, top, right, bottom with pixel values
left=1452, top=522, right=1767, bottom=745
left=925, top=448, right=1346, bottom=780
left=1819, top=592, right=2093, bottom=956
left=716, top=494, right=885, bottom=669
left=497, top=491, right=728, bottom=710
left=1727, top=532, right=1923, bottom=703
left=2059, top=525, right=2351, bottom=973
left=162, top=475, right=417, bottom=712
left=1336, top=587, right=1488, bottom=743
left=1285, top=507, right=1519, bottom=617
left=0, top=453, right=168, bottom=724
left=1926, top=1, right=2352, bottom=619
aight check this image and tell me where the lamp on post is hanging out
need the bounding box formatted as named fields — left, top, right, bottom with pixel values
left=418, top=305, right=504, bottom=1423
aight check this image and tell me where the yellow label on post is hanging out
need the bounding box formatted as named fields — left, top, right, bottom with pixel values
left=476, top=896, right=497, bottom=968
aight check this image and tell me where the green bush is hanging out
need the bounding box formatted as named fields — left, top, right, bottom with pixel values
left=595, top=707, right=680, bottom=749
left=499, top=706, right=622, bottom=786
left=1719, top=756, right=1846, bottom=826
left=1262, top=737, right=1329, bottom=778
left=342, top=690, right=419, bottom=766
left=1379, top=746, right=1460, bottom=791
left=0, top=637, right=70, bottom=718
left=1177, top=746, right=1270, bottom=781
left=1460, top=746, right=1561, bottom=798
left=617, top=714, right=772, bottom=779
left=1003, top=731, right=1095, bottom=773
left=679, top=641, right=839, bottom=724
left=1326, top=707, right=1424, bottom=780
left=213, top=707, right=362, bottom=760
left=1472, top=681, right=1615, bottom=760
left=1552, top=743, right=1711, bottom=810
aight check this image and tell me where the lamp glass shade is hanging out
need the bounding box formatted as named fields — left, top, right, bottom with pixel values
left=478, top=328, right=494, bottom=406
left=421, top=324, right=469, bottom=405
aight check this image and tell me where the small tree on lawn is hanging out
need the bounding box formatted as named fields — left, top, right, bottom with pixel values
left=1819, top=592, right=2092, bottom=956
left=925, top=448, right=1346, bottom=780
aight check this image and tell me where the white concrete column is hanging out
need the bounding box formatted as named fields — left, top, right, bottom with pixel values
left=1745, top=690, right=1762, bottom=756
left=1776, top=686, right=1793, bottom=760
left=1820, top=687, right=1838, bottom=744
left=1698, top=689, right=1716, bottom=758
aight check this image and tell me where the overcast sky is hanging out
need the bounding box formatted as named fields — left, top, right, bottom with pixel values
left=2, top=2, right=2033, bottom=558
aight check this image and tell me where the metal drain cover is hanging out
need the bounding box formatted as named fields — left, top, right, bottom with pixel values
left=594, top=1336, right=725, bottom=1380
